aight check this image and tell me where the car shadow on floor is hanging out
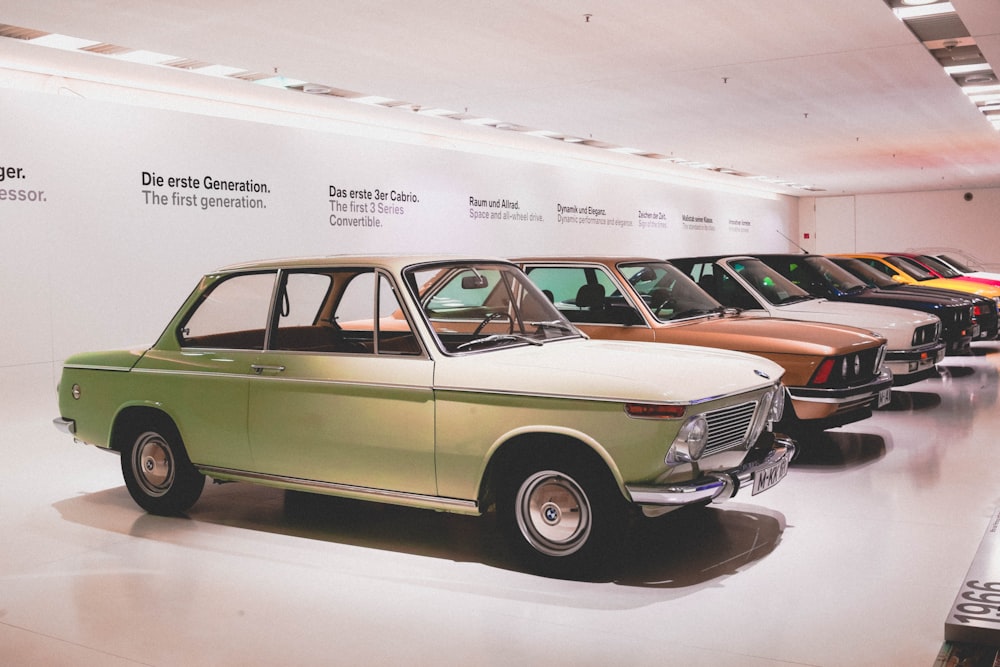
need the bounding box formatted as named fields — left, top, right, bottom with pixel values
left=53, top=482, right=785, bottom=589
left=787, top=429, right=887, bottom=471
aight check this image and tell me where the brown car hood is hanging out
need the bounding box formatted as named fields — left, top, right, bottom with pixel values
left=655, top=316, right=884, bottom=357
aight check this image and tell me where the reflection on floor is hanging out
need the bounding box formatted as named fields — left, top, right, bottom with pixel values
left=4, top=344, right=1000, bottom=666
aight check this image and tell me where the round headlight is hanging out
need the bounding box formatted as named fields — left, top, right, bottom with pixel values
left=770, top=385, right=785, bottom=423
left=667, top=414, right=709, bottom=463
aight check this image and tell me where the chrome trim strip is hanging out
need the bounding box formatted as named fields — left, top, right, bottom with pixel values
left=62, top=364, right=132, bottom=372
left=884, top=341, right=946, bottom=361
left=433, top=383, right=777, bottom=407
left=90, top=363, right=776, bottom=408
left=198, top=465, right=479, bottom=513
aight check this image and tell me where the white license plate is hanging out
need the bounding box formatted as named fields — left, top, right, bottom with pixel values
left=752, top=457, right=789, bottom=495
left=878, top=387, right=892, bottom=407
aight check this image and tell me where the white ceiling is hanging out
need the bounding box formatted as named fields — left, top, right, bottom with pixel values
left=3, top=0, right=1000, bottom=196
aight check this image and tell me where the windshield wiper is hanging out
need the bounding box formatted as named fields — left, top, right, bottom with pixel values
left=670, top=308, right=716, bottom=319
left=457, top=334, right=544, bottom=350
left=528, top=320, right=576, bottom=334
left=777, top=294, right=814, bottom=305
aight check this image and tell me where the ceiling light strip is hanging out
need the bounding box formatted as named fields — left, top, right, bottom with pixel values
left=0, top=22, right=820, bottom=190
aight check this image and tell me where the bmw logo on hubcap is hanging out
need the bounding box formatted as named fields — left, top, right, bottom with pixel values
left=542, top=503, right=560, bottom=525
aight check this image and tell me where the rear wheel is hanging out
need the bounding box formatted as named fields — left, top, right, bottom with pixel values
left=499, top=453, right=627, bottom=579
left=120, top=422, right=204, bottom=515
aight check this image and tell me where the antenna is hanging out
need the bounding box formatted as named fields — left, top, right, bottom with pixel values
left=776, top=230, right=808, bottom=254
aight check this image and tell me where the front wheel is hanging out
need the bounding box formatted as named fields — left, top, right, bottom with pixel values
left=121, top=423, right=204, bottom=515
left=499, top=455, right=627, bottom=579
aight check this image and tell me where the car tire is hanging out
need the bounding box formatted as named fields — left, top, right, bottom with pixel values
left=499, top=453, right=627, bottom=579
left=121, top=422, right=204, bottom=516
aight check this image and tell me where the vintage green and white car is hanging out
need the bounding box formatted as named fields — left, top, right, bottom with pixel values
left=54, top=256, right=793, bottom=577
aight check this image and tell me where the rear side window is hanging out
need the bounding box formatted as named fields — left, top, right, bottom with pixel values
left=179, top=272, right=276, bottom=349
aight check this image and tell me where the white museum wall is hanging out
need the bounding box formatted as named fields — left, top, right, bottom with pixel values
left=0, top=82, right=798, bottom=378
left=804, top=189, right=1000, bottom=266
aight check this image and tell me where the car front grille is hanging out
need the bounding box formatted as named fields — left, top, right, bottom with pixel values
left=912, top=322, right=941, bottom=347
left=821, top=345, right=885, bottom=388
left=941, top=305, right=973, bottom=330
left=703, top=401, right=757, bottom=457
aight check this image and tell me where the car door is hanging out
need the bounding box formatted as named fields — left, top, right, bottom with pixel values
left=246, top=267, right=437, bottom=496
left=152, top=270, right=278, bottom=470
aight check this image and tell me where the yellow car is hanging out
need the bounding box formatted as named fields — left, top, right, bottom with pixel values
left=836, top=252, right=1000, bottom=301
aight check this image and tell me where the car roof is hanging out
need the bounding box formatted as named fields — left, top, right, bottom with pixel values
left=513, top=256, right=662, bottom=265
left=213, top=254, right=510, bottom=273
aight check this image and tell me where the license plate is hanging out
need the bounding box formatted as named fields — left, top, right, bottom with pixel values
left=752, top=456, right=789, bottom=495
left=878, top=387, right=892, bottom=407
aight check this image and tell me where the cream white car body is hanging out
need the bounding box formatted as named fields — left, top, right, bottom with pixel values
left=55, top=255, right=792, bottom=578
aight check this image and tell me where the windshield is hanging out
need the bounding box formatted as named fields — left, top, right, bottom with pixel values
left=726, top=258, right=814, bottom=305
left=937, top=254, right=972, bottom=273
left=831, top=257, right=897, bottom=289
left=803, top=256, right=869, bottom=293
left=914, top=254, right=960, bottom=278
left=404, top=261, right=582, bottom=354
left=618, top=261, right=723, bottom=322
left=887, top=255, right=936, bottom=281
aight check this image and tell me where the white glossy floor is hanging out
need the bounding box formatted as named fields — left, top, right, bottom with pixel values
left=4, top=346, right=1000, bottom=667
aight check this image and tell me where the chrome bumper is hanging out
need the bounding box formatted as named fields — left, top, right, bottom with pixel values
left=786, top=368, right=893, bottom=405
left=626, top=436, right=795, bottom=513
left=53, top=417, right=76, bottom=435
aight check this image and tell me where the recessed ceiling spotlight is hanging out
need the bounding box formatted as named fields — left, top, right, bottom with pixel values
left=963, top=74, right=997, bottom=85
left=302, top=84, right=332, bottom=94
left=901, top=0, right=940, bottom=5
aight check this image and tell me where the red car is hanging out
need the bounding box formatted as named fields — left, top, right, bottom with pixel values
left=893, top=252, right=1000, bottom=289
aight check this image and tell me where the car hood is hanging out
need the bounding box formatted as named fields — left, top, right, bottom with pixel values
left=765, top=299, right=937, bottom=349
left=434, top=338, right=783, bottom=405
left=844, top=288, right=970, bottom=310
left=662, top=316, right=883, bottom=357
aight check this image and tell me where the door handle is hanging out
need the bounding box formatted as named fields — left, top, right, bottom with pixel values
left=251, top=364, right=286, bottom=374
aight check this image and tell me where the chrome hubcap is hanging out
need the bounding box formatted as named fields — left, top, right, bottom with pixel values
left=133, top=432, right=174, bottom=497
left=515, top=470, right=591, bottom=557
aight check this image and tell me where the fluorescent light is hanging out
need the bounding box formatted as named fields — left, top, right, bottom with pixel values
left=113, top=50, right=178, bottom=65
left=255, top=76, right=307, bottom=88
left=352, top=95, right=397, bottom=106
left=27, top=34, right=100, bottom=50
left=893, top=2, right=955, bottom=19
left=522, top=130, right=561, bottom=138
left=945, top=63, right=992, bottom=76
left=462, top=117, right=503, bottom=126
left=416, top=107, right=458, bottom=117
left=191, top=64, right=246, bottom=78
left=964, top=84, right=1000, bottom=95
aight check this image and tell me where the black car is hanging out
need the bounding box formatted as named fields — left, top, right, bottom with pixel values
left=830, top=255, right=999, bottom=343
left=754, top=253, right=976, bottom=356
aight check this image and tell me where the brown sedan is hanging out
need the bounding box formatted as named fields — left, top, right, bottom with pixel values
left=515, top=257, right=892, bottom=432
